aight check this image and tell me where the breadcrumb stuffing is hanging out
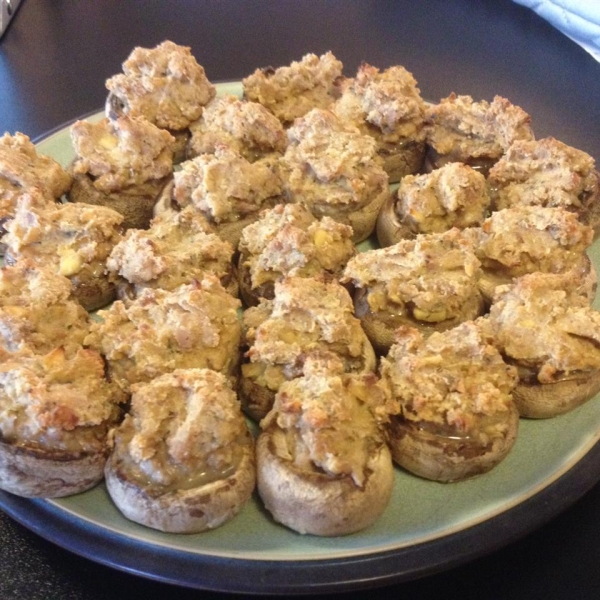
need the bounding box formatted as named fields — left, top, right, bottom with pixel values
left=0, top=188, right=56, bottom=237
left=0, top=347, right=124, bottom=453
left=395, top=162, right=490, bottom=233
left=243, top=277, right=372, bottom=389
left=0, top=133, right=71, bottom=198
left=426, top=94, right=534, bottom=160
left=0, top=262, right=90, bottom=355
left=115, top=369, right=248, bottom=487
left=3, top=195, right=123, bottom=280
left=106, top=41, right=216, bottom=131
left=472, top=206, right=594, bottom=278
left=70, top=116, right=175, bottom=193
left=380, top=322, right=517, bottom=434
left=243, top=52, right=343, bottom=124
left=188, top=95, right=287, bottom=161
left=282, top=108, right=388, bottom=214
left=334, top=62, right=426, bottom=142
left=343, top=229, right=481, bottom=322
left=262, top=354, right=393, bottom=487
left=85, top=277, right=241, bottom=393
left=487, top=272, right=600, bottom=382
left=489, top=137, right=599, bottom=211
left=107, top=206, right=234, bottom=293
left=239, top=203, right=355, bottom=289
left=173, top=147, right=283, bottom=223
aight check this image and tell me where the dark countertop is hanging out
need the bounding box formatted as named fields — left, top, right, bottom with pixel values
left=1, top=1, right=599, bottom=598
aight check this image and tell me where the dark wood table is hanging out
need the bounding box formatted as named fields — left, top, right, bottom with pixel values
left=1, top=1, right=599, bottom=598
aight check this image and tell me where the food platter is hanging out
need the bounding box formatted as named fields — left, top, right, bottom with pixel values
left=0, top=81, right=599, bottom=594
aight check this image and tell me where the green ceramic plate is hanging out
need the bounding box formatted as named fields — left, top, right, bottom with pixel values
left=1, top=81, right=598, bottom=593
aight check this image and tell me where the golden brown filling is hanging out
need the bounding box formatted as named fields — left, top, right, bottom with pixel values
left=281, top=109, right=388, bottom=215
left=344, top=229, right=482, bottom=323
left=380, top=322, right=517, bottom=438
left=487, top=273, right=600, bottom=383
left=85, top=279, right=241, bottom=393
left=0, top=303, right=90, bottom=355
left=0, top=348, right=123, bottom=455
left=261, top=355, right=392, bottom=486
left=3, top=198, right=123, bottom=281
left=0, top=187, right=57, bottom=236
left=242, top=52, right=343, bottom=124
left=242, top=340, right=368, bottom=392
left=0, top=132, right=72, bottom=198
left=333, top=63, right=426, bottom=144
left=243, top=278, right=373, bottom=390
left=489, top=137, right=599, bottom=212
left=172, top=147, right=283, bottom=223
left=188, top=95, right=287, bottom=161
left=395, top=162, right=490, bottom=234
left=106, top=41, right=216, bottom=131
left=425, top=94, right=533, bottom=161
left=109, top=368, right=249, bottom=494
left=239, top=203, right=355, bottom=290
left=472, top=206, right=594, bottom=281
left=70, top=116, right=175, bottom=192
left=0, top=263, right=90, bottom=355
left=106, top=206, right=234, bottom=294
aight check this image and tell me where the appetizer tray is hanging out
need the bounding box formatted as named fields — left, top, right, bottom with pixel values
left=0, top=82, right=599, bottom=594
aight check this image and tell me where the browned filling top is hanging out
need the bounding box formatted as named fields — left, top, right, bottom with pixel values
left=394, top=162, right=490, bottom=234
left=242, top=52, right=343, bottom=124
left=380, top=321, right=517, bottom=441
left=487, top=272, right=600, bottom=382
left=343, top=229, right=481, bottom=324
left=425, top=94, right=533, bottom=160
left=470, top=206, right=594, bottom=279
left=172, top=146, right=283, bottom=223
left=239, top=203, right=355, bottom=289
left=188, top=95, right=287, bottom=161
left=0, top=132, right=72, bottom=199
left=333, top=62, right=426, bottom=143
left=70, top=116, right=175, bottom=193
left=106, top=41, right=216, bottom=131
left=110, top=369, right=249, bottom=494
left=281, top=109, right=388, bottom=214
left=489, top=137, right=599, bottom=212
left=106, top=206, right=234, bottom=294
left=243, top=277, right=373, bottom=391
left=261, top=355, right=393, bottom=487
left=85, top=278, right=241, bottom=393
left=0, top=347, right=123, bottom=455
left=2, top=196, right=123, bottom=282
left=0, top=262, right=90, bottom=355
